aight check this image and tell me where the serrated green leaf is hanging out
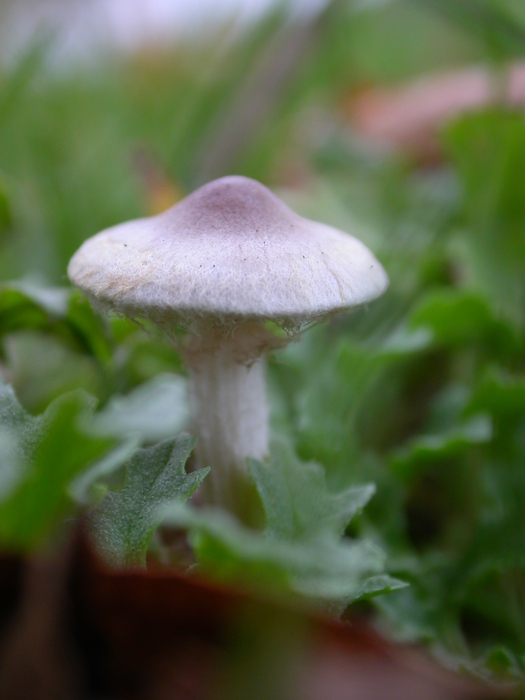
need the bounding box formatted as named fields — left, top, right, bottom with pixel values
left=161, top=440, right=405, bottom=610
left=162, top=502, right=406, bottom=610
left=0, top=380, right=113, bottom=549
left=92, top=434, right=209, bottom=567
left=247, top=441, right=375, bottom=541
left=0, top=378, right=41, bottom=437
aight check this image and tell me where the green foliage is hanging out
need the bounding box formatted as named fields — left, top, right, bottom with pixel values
left=409, top=289, right=521, bottom=358
left=162, top=442, right=405, bottom=612
left=0, top=0, right=525, bottom=683
left=0, top=282, right=111, bottom=362
left=444, top=111, right=525, bottom=325
left=91, top=435, right=209, bottom=567
left=90, top=373, right=189, bottom=442
left=419, top=0, right=525, bottom=60
left=0, top=381, right=113, bottom=549
left=248, top=441, right=375, bottom=541
left=390, top=414, right=492, bottom=481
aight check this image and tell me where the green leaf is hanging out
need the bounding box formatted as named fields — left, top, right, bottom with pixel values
left=90, top=373, right=189, bottom=442
left=451, top=370, right=525, bottom=657
left=163, top=503, right=406, bottom=612
left=0, top=427, right=20, bottom=500
left=247, top=440, right=375, bottom=541
left=91, top=435, right=209, bottom=567
left=69, top=438, right=141, bottom=506
left=0, top=282, right=111, bottom=363
left=283, top=325, right=431, bottom=488
left=0, top=378, right=40, bottom=437
left=409, top=289, right=521, bottom=358
left=0, top=381, right=113, bottom=549
left=391, top=415, right=493, bottom=481
left=478, top=645, right=524, bottom=682
left=353, top=574, right=409, bottom=601
left=161, top=441, right=405, bottom=611
left=466, top=367, right=525, bottom=419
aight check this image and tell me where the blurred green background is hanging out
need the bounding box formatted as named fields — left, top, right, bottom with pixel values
left=1, top=0, right=525, bottom=684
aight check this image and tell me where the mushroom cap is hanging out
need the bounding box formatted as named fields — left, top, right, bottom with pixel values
left=68, top=176, right=388, bottom=329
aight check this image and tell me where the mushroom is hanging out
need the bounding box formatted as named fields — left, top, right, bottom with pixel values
left=68, top=176, right=388, bottom=522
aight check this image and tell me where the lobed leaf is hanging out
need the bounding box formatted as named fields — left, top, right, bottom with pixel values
left=247, top=440, right=375, bottom=541
left=161, top=440, right=405, bottom=611
left=0, top=380, right=113, bottom=549
left=91, top=435, right=209, bottom=567
left=162, top=502, right=405, bottom=611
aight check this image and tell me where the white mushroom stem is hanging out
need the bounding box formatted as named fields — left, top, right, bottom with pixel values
left=185, top=323, right=278, bottom=523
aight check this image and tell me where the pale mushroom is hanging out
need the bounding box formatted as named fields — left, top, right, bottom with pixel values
left=68, top=176, right=388, bottom=522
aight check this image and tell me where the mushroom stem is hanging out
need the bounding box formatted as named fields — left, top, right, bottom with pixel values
left=185, top=324, right=272, bottom=523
